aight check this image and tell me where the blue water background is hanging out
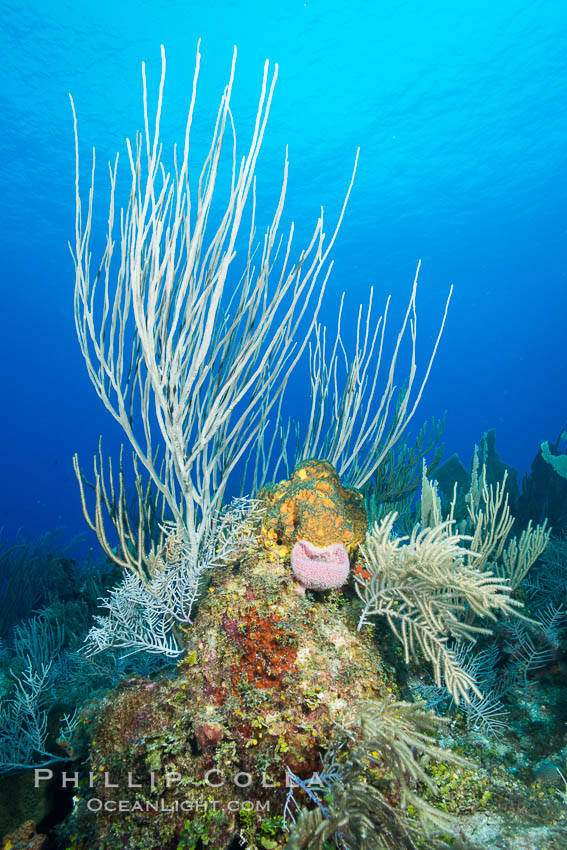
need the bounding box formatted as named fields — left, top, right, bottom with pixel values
left=0, top=0, right=565, bottom=551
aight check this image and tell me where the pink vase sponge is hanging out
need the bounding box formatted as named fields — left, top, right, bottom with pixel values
left=291, top=539, right=350, bottom=595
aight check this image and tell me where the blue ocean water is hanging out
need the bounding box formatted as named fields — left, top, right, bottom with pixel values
left=0, top=0, right=565, bottom=549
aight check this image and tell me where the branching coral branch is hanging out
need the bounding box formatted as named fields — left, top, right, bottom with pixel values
left=355, top=513, right=524, bottom=703
left=499, top=519, right=550, bottom=589
left=70, top=42, right=358, bottom=571
left=295, top=263, right=452, bottom=489
left=466, top=464, right=514, bottom=571
left=83, top=497, right=264, bottom=658
left=73, top=438, right=168, bottom=580
left=285, top=696, right=468, bottom=850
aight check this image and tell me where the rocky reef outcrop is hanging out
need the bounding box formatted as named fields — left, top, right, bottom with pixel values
left=58, top=529, right=390, bottom=849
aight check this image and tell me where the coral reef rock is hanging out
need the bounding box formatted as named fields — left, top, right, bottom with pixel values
left=58, top=537, right=390, bottom=850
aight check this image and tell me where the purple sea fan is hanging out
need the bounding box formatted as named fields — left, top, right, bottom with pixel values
left=291, top=540, right=350, bottom=595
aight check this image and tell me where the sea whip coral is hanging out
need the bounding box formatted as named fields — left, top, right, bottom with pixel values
left=291, top=540, right=350, bottom=595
